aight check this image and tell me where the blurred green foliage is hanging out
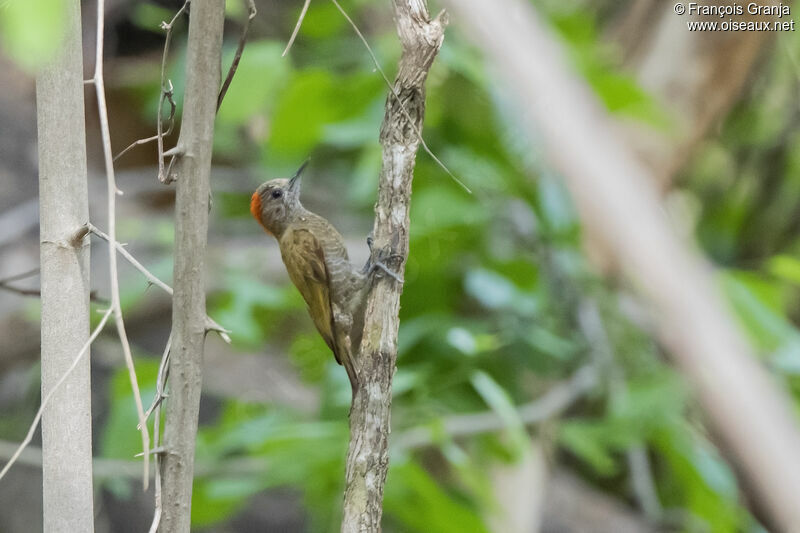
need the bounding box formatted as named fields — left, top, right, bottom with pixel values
left=71, top=1, right=800, bottom=532
left=0, top=0, right=66, bottom=72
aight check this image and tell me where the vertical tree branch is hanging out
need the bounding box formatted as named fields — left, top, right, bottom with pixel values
left=91, top=0, right=151, bottom=487
left=158, top=2, right=225, bottom=532
left=36, top=0, right=95, bottom=530
left=342, top=2, right=446, bottom=531
left=442, top=0, right=800, bottom=530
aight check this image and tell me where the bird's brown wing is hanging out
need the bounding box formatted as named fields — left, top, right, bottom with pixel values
left=280, top=227, right=342, bottom=365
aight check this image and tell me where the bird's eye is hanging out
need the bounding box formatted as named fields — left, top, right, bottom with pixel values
left=271, top=190, right=283, bottom=199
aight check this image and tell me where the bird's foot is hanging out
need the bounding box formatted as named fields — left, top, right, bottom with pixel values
left=367, top=237, right=404, bottom=283
left=373, top=260, right=404, bottom=283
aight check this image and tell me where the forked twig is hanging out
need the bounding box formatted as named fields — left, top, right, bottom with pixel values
left=158, top=1, right=190, bottom=184
left=141, top=334, right=172, bottom=427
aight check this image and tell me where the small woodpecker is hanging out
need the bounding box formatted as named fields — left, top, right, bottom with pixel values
left=250, top=162, right=400, bottom=390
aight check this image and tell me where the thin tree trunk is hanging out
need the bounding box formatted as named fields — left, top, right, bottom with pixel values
left=442, top=0, right=800, bottom=531
left=341, top=2, right=446, bottom=531
left=158, top=2, right=225, bottom=531
left=36, top=0, right=94, bottom=530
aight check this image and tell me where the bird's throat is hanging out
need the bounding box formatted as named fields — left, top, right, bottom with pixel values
left=250, top=192, right=273, bottom=236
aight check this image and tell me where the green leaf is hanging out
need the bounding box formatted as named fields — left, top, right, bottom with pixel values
left=384, top=461, right=489, bottom=533
left=130, top=3, right=173, bottom=31
left=191, top=477, right=261, bottom=527
left=267, top=69, right=336, bottom=157
left=298, top=1, right=347, bottom=40
left=470, top=371, right=529, bottom=451
left=522, top=327, right=579, bottom=361
left=464, top=269, right=537, bottom=315
left=217, top=41, right=290, bottom=125
left=321, top=98, right=383, bottom=149
left=558, top=420, right=626, bottom=476
left=211, top=273, right=297, bottom=347
left=447, top=327, right=478, bottom=356
left=720, top=270, right=798, bottom=351
left=655, top=428, right=744, bottom=531
left=768, top=255, right=800, bottom=285
left=0, top=0, right=66, bottom=71
left=100, top=360, right=159, bottom=460
left=609, top=372, right=687, bottom=431
left=411, top=187, right=485, bottom=237
left=267, top=70, right=381, bottom=159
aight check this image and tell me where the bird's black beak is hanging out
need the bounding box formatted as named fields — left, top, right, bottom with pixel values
left=288, top=159, right=309, bottom=194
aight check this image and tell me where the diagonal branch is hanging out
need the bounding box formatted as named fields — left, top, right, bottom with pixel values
left=0, top=308, right=113, bottom=482
left=85, top=223, right=231, bottom=342
left=217, top=0, right=257, bottom=111
left=282, top=0, right=311, bottom=56
left=0, top=269, right=41, bottom=298
left=341, top=1, right=447, bottom=531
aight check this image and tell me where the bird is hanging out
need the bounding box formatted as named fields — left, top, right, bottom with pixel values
left=250, top=162, right=401, bottom=391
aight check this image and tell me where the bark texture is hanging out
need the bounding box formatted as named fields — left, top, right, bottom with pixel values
left=443, top=0, right=800, bottom=531
left=341, top=2, right=446, bottom=531
left=36, top=0, right=94, bottom=530
left=158, top=2, right=225, bottom=531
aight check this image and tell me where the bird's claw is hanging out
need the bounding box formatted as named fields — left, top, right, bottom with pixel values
left=367, top=240, right=404, bottom=284
left=372, top=260, right=404, bottom=283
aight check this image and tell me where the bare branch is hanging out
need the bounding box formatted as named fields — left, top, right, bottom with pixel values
left=89, top=0, right=150, bottom=489
left=86, top=223, right=231, bottom=342
left=141, top=334, right=171, bottom=427
left=442, top=0, right=800, bottom=530
left=147, top=335, right=171, bottom=533
left=0, top=282, right=106, bottom=305
left=114, top=81, right=176, bottom=162
left=0, top=308, right=113, bottom=482
left=0, top=269, right=41, bottom=298
left=158, top=1, right=190, bottom=184
left=0, top=268, right=39, bottom=284
left=0, top=283, right=40, bottom=298
left=282, top=0, right=311, bottom=57
left=217, top=0, right=257, bottom=111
